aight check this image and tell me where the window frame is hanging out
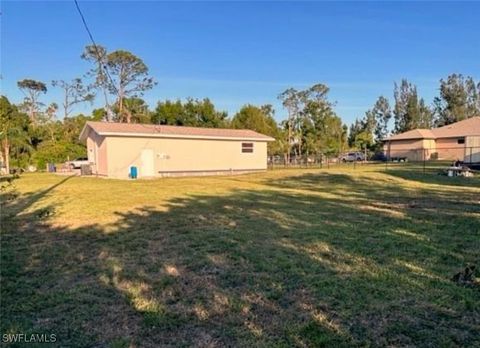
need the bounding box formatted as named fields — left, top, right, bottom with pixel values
left=241, top=142, right=254, bottom=153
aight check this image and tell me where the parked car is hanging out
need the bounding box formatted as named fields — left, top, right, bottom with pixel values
left=371, top=152, right=388, bottom=162
left=339, top=152, right=365, bottom=162
left=66, top=157, right=89, bottom=169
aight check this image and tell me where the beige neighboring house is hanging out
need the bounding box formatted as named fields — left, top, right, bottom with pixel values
left=384, top=117, right=480, bottom=162
left=79, top=121, right=275, bottom=179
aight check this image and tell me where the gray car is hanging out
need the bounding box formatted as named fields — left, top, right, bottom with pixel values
left=66, top=157, right=90, bottom=169
left=340, top=152, right=365, bottom=162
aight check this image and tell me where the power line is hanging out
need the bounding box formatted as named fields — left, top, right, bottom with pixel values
left=73, top=0, right=120, bottom=98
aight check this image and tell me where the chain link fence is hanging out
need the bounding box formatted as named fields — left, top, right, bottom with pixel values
left=268, top=154, right=333, bottom=168
left=268, top=146, right=480, bottom=175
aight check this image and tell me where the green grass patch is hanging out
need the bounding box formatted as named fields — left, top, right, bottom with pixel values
left=1, top=165, right=479, bottom=346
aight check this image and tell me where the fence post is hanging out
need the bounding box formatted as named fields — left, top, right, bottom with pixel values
left=387, top=141, right=391, bottom=171
left=423, top=149, right=426, bottom=174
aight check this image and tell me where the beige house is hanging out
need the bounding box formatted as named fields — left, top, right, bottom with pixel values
left=79, top=122, right=274, bottom=179
left=384, top=117, right=480, bottom=162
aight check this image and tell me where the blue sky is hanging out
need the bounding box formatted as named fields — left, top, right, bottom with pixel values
left=2, top=1, right=479, bottom=125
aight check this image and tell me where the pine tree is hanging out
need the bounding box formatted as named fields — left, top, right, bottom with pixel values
left=371, top=96, right=392, bottom=142
left=434, top=74, right=480, bottom=126
left=394, top=79, right=432, bottom=133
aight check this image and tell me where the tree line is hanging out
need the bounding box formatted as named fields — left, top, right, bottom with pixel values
left=1, top=43, right=479, bottom=173
left=1, top=44, right=350, bottom=172
left=349, top=74, right=480, bottom=150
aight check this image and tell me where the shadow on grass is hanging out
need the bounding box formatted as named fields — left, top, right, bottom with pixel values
left=1, top=172, right=479, bottom=347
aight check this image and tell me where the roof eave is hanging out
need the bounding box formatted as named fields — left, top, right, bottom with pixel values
left=96, top=131, right=275, bottom=142
left=384, top=136, right=436, bottom=141
left=79, top=122, right=93, bottom=142
left=433, top=134, right=480, bottom=139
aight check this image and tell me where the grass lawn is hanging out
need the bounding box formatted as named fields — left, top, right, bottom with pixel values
left=1, top=164, right=479, bottom=347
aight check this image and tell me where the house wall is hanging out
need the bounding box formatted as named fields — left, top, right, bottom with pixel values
left=86, top=134, right=95, bottom=164
left=384, top=139, right=434, bottom=161
left=465, top=136, right=480, bottom=163
left=96, top=135, right=108, bottom=175
left=435, top=138, right=466, bottom=161
left=104, top=136, right=269, bottom=179
left=86, top=131, right=108, bottom=176
left=385, top=137, right=480, bottom=162
left=422, top=139, right=437, bottom=159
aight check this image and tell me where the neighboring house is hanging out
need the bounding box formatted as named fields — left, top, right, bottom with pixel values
left=384, top=117, right=480, bottom=162
left=79, top=121, right=274, bottom=179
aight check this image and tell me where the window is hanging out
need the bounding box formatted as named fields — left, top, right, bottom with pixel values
left=457, top=138, right=465, bottom=144
left=242, top=143, right=254, bottom=153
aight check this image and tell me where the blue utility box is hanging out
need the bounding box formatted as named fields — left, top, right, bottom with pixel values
left=130, top=166, right=138, bottom=179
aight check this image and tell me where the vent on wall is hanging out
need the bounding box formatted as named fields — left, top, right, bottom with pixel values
left=242, top=143, right=254, bottom=153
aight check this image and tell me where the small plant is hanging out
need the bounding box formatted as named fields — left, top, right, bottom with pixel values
left=452, top=265, right=478, bottom=287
